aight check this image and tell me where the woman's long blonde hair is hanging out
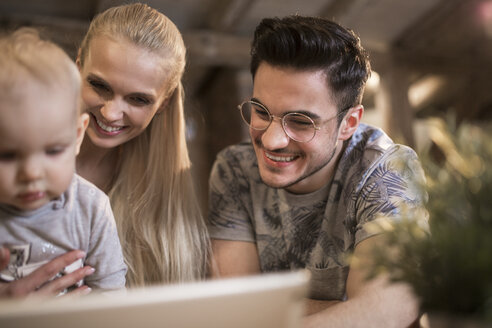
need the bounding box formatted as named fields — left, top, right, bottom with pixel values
left=79, top=3, right=210, bottom=287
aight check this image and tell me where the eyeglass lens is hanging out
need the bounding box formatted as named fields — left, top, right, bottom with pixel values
left=240, top=102, right=316, bottom=142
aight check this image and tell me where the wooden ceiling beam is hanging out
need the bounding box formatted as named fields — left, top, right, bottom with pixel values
left=0, top=13, right=88, bottom=58
left=321, top=0, right=358, bottom=21
left=370, top=45, right=492, bottom=77
left=394, top=0, right=464, bottom=49
left=3, top=12, right=487, bottom=76
left=0, top=12, right=252, bottom=67
left=183, top=30, right=251, bottom=67
left=207, top=0, right=255, bottom=31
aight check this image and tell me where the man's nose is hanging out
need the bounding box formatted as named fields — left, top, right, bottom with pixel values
left=260, top=118, right=290, bottom=150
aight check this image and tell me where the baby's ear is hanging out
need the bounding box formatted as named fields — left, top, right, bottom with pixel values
left=75, top=113, right=90, bottom=155
left=75, top=48, right=82, bottom=71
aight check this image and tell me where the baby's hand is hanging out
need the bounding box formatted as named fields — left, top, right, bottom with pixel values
left=0, top=250, right=94, bottom=299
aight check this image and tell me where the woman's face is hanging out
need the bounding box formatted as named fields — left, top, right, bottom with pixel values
left=78, top=36, right=171, bottom=149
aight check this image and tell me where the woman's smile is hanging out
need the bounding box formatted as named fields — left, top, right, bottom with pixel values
left=91, top=113, right=126, bottom=135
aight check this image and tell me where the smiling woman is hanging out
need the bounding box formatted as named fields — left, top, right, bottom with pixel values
left=78, top=36, right=167, bottom=151
left=75, top=3, right=211, bottom=287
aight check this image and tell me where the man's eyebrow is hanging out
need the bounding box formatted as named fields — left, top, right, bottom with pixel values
left=250, top=97, right=321, bottom=119
left=295, top=111, right=321, bottom=120
left=250, top=97, right=264, bottom=105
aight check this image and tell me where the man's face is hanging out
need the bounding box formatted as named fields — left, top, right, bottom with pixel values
left=250, top=63, right=345, bottom=194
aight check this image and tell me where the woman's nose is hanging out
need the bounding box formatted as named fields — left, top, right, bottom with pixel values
left=100, top=99, right=124, bottom=122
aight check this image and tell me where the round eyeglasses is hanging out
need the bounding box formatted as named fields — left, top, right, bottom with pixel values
left=238, top=100, right=342, bottom=143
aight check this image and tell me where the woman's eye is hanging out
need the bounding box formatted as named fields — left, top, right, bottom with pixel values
left=129, top=96, right=151, bottom=106
left=88, top=79, right=110, bottom=93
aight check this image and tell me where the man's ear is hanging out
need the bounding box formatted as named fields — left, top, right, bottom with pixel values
left=75, top=113, right=90, bottom=155
left=338, top=105, right=364, bottom=141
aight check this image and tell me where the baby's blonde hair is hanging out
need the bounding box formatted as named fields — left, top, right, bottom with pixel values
left=0, top=28, right=80, bottom=116
left=79, top=3, right=210, bottom=286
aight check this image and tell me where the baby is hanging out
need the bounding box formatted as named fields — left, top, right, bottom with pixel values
left=0, top=28, right=126, bottom=294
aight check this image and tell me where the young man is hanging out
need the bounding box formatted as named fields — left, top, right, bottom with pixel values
left=208, top=16, right=425, bottom=327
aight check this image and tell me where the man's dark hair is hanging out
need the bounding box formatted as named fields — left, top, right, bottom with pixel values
left=250, top=15, right=371, bottom=121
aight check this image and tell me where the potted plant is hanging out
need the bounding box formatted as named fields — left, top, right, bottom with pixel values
left=370, top=118, right=492, bottom=327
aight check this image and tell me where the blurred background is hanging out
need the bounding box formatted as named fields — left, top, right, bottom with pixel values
left=1, top=0, right=491, bottom=211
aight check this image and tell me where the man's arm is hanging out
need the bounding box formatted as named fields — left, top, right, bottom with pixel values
left=210, top=239, right=343, bottom=316
left=211, top=236, right=419, bottom=327
left=303, top=235, right=420, bottom=328
left=210, top=239, right=260, bottom=277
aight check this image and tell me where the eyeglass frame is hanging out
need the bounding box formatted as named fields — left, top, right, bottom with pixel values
left=238, top=99, right=349, bottom=143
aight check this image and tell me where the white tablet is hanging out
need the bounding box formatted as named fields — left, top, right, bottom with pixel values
left=0, top=270, right=310, bottom=328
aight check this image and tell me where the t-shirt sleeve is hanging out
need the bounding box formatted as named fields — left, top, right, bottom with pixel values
left=207, top=148, right=256, bottom=242
left=84, top=195, right=127, bottom=290
left=354, top=145, right=427, bottom=244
